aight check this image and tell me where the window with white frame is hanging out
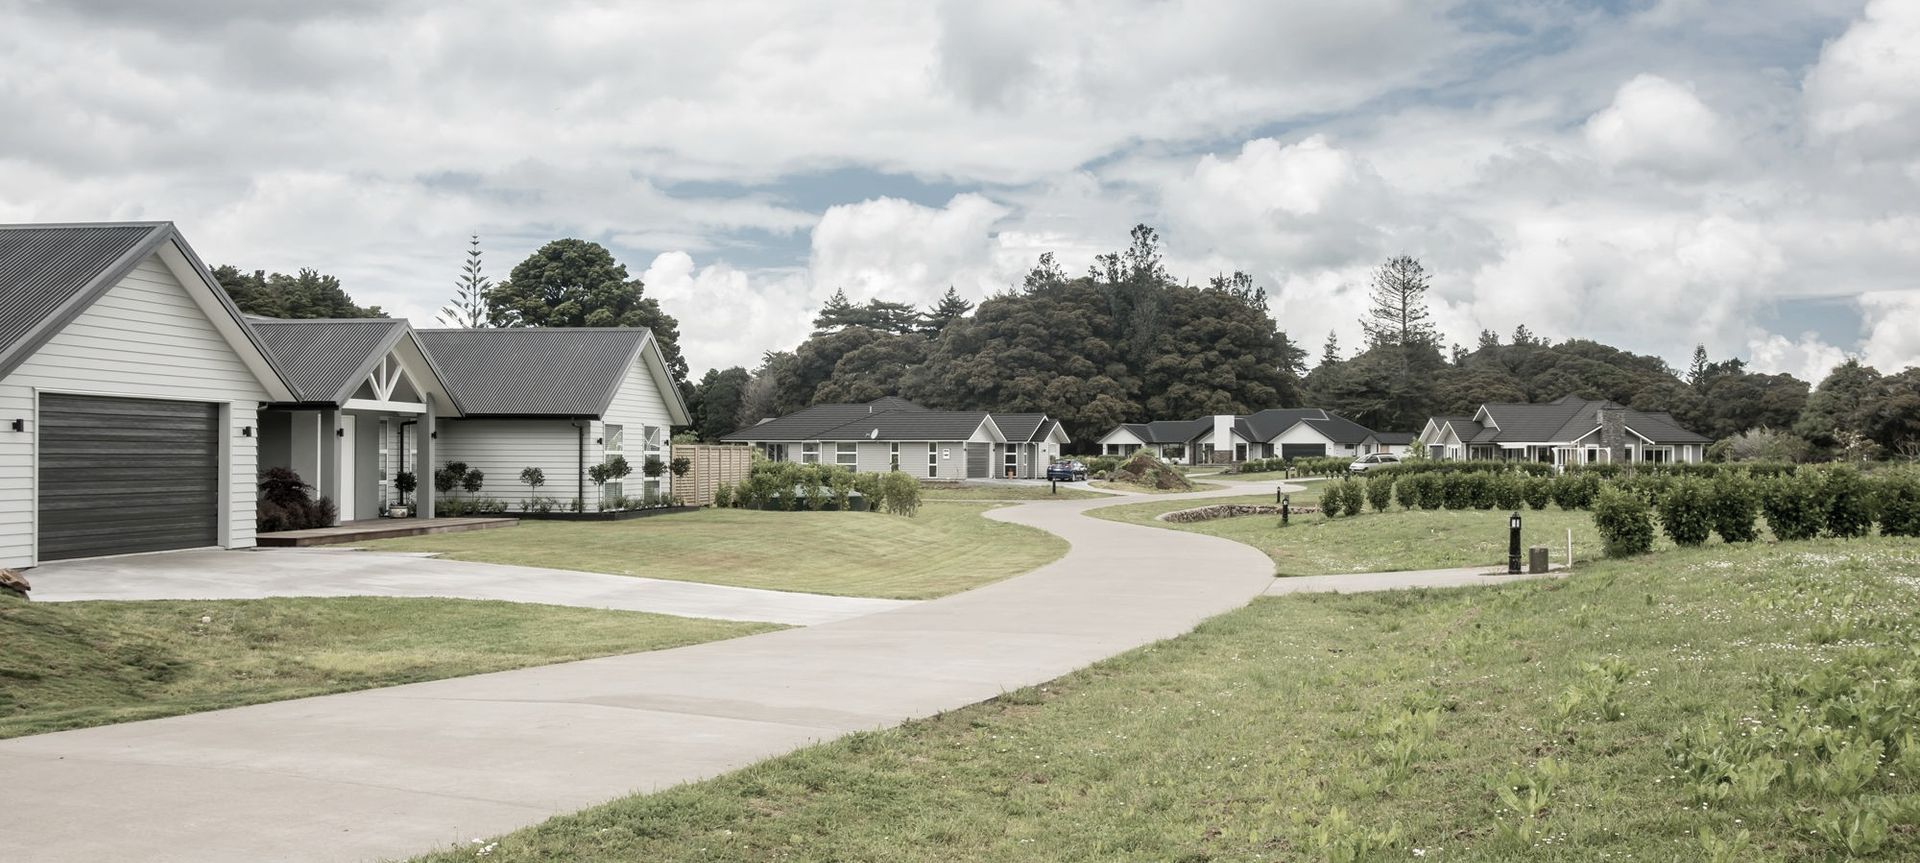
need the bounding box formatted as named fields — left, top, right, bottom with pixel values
left=378, top=419, right=390, bottom=507
left=928, top=444, right=938, bottom=478
left=836, top=442, right=857, bottom=468
left=1644, top=446, right=1673, bottom=464
left=643, top=425, right=664, bottom=501
left=1004, top=445, right=1017, bottom=476
left=603, top=424, right=625, bottom=501
left=801, top=442, right=820, bottom=464
left=889, top=442, right=900, bottom=470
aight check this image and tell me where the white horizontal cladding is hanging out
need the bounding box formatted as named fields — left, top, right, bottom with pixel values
left=855, top=441, right=892, bottom=473
left=598, top=347, right=678, bottom=497
left=1272, top=422, right=1337, bottom=447
left=1098, top=426, right=1144, bottom=447
left=436, top=418, right=585, bottom=507
left=0, top=255, right=272, bottom=568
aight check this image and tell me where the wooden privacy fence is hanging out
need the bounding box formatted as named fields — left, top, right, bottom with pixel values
left=674, top=443, right=751, bottom=506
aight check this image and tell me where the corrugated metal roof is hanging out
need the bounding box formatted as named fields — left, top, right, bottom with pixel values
left=0, top=223, right=170, bottom=368
left=249, top=318, right=407, bottom=403
left=415, top=328, right=649, bottom=416
left=810, top=410, right=995, bottom=442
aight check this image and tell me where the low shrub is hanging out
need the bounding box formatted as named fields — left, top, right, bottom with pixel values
left=1821, top=466, right=1876, bottom=539
left=1393, top=473, right=1428, bottom=510
left=1522, top=476, right=1553, bottom=510
left=713, top=483, right=734, bottom=508
left=1656, top=476, right=1714, bottom=547
left=1364, top=475, right=1394, bottom=512
left=1877, top=470, right=1920, bottom=537
left=828, top=468, right=856, bottom=511
left=1552, top=472, right=1599, bottom=510
left=1762, top=475, right=1828, bottom=541
left=1709, top=473, right=1762, bottom=543
left=881, top=470, right=921, bottom=516
left=852, top=472, right=883, bottom=510
left=1491, top=473, right=1524, bottom=511
left=1594, top=486, right=1655, bottom=557
left=1328, top=479, right=1365, bottom=517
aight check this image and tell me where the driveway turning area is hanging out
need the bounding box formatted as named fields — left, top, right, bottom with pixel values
left=28, top=547, right=909, bottom=627
left=1, top=486, right=1280, bottom=863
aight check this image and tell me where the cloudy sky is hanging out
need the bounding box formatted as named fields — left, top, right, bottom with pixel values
left=4, top=0, right=1916, bottom=381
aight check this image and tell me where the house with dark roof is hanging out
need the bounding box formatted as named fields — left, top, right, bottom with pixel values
left=1416, top=395, right=1710, bottom=467
left=1096, top=408, right=1394, bottom=463
left=721, top=398, right=1071, bottom=479
left=0, top=222, right=296, bottom=567
left=414, top=328, right=690, bottom=507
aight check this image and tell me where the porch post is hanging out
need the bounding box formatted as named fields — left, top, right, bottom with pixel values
left=317, top=408, right=341, bottom=525
left=417, top=394, right=436, bottom=519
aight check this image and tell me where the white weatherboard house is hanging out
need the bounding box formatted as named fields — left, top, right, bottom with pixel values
left=415, top=328, right=690, bottom=509
left=1097, top=408, right=1388, bottom=464
left=722, top=397, right=1070, bottom=479
left=0, top=223, right=295, bottom=567
left=1417, top=396, right=1710, bottom=468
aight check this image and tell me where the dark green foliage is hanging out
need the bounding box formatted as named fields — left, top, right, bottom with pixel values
left=460, top=469, right=484, bottom=495
left=254, top=467, right=333, bottom=531
left=642, top=455, right=665, bottom=479
left=394, top=471, right=417, bottom=504
left=1875, top=471, right=1920, bottom=537
left=1594, top=487, right=1655, bottom=557
left=1655, top=477, right=1714, bottom=547
left=690, top=367, right=752, bottom=441
left=1522, top=476, right=1553, bottom=510
left=487, top=238, right=688, bottom=388
left=1328, top=479, right=1365, bottom=517
left=1364, top=475, right=1394, bottom=513
left=1392, top=473, right=1429, bottom=510
left=1416, top=473, right=1448, bottom=510
left=1708, top=473, right=1761, bottom=543
left=670, top=457, right=691, bottom=478
left=712, top=483, right=734, bottom=508
left=212, top=265, right=382, bottom=319
left=1551, top=472, right=1600, bottom=510
left=1762, top=475, right=1829, bottom=542
left=1491, top=473, right=1524, bottom=511
left=1821, top=466, right=1876, bottom=538
left=434, top=462, right=469, bottom=496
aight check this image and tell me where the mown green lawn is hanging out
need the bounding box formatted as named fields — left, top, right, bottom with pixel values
left=920, top=484, right=1104, bottom=501
left=411, top=538, right=1920, bottom=862
left=1096, top=495, right=1617, bottom=575
left=1088, top=480, right=1226, bottom=494
left=364, top=504, right=1066, bottom=600
left=0, top=596, right=775, bottom=739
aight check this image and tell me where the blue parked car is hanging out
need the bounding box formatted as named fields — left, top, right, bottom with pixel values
left=1046, top=460, right=1088, bottom=481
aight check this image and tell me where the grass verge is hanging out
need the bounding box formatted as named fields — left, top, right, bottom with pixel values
left=411, top=539, right=1920, bottom=862
left=1094, top=493, right=1614, bottom=576
left=920, top=484, right=1104, bottom=501
left=0, top=596, right=776, bottom=739
left=363, top=504, right=1066, bottom=600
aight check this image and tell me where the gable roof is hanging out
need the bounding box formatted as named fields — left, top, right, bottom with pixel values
left=249, top=317, right=410, bottom=403
left=722, top=399, right=915, bottom=442
left=415, top=327, right=682, bottom=420
left=1446, top=397, right=1709, bottom=446
left=1368, top=431, right=1416, bottom=445
left=0, top=221, right=293, bottom=399
left=810, top=410, right=1003, bottom=443
left=991, top=413, right=1049, bottom=442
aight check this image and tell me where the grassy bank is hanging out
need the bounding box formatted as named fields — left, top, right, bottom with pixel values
left=1094, top=492, right=1606, bottom=575
left=0, top=597, right=775, bottom=739
left=364, top=504, right=1066, bottom=599
left=414, top=538, right=1920, bottom=862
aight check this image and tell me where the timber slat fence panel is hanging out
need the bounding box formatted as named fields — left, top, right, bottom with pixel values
left=674, top=444, right=752, bottom=506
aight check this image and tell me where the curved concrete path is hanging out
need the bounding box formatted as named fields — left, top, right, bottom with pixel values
left=27, top=546, right=911, bottom=626
left=0, top=485, right=1280, bottom=863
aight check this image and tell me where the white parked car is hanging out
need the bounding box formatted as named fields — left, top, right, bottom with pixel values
left=1348, top=453, right=1400, bottom=472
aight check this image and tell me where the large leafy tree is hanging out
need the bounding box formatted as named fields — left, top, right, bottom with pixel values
left=213, top=266, right=383, bottom=318
left=488, top=238, right=688, bottom=388
left=689, top=366, right=751, bottom=441
left=1794, top=359, right=1882, bottom=449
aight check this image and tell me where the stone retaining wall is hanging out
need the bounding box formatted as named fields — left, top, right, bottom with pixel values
left=1157, top=503, right=1323, bottom=523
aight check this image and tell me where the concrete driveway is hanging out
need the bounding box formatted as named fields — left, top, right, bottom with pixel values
left=27, top=547, right=912, bottom=626
left=1, top=485, right=1281, bottom=863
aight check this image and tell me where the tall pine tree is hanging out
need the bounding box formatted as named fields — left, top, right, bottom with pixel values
left=1361, top=256, right=1437, bottom=349
left=438, top=235, right=492, bottom=328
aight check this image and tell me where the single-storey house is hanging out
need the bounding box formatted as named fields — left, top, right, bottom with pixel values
left=0, top=222, right=295, bottom=567
left=1098, top=408, right=1390, bottom=463
left=415, top=328, right=690, bottom=508
left=1363, top=431, right=1416, bottom=455
left=722, top=398, right=1070, bottom=479
left=1417, top=396, right=1710, bottom=467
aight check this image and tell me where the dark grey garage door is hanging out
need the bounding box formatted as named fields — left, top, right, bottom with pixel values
left=38, top=394, right=219, bottom=561
left=1280, top=443, right=1327, bottom=461
left=964, top=443, right=990, bottom=478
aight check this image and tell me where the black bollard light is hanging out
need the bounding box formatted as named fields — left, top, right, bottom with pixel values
left=1508, top=511, right=1523, bottom=574
left=1281, top=495, right=1291, bottom=527
left=1276, top=487, right=1283, bottom=504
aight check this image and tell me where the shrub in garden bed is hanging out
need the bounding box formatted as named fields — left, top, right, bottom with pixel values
left=1877, top=470, right=1920, bottom=537
left=1491, top=473, right=1524, bottom=510
left=1655, top=476, right=1714, bottom=547
left=1762, top=474, right=1829, bottom=541
left=1551, top=472, right=1600, bottom=510
left=1594, top=486, right=1655, bottom=557
left=1522, top=475, right=1553, bottom=510
left=1708, top=473, right=1761, bottom=543
left=1821, top=466, right=1876, bottom=538
left=1392, top=473, right=1430, bottom=510
left=1363, top=475, right=1394, bottom=512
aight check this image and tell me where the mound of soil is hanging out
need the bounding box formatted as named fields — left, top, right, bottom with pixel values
left=1110, top=452, right=1194, bottom=491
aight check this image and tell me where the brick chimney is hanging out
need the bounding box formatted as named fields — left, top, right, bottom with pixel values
left=1596, top=407, right=1627, bottom=465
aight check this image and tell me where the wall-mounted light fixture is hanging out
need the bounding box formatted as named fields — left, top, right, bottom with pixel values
left=336, top=427, right=346, bottom=437
left=596, top=437, right=604, bottom=444
left=241, top=426, right=253, bottom=437
left=9, top=419, right=23, bottom=432
left=430, top=431, right=438, bottom=439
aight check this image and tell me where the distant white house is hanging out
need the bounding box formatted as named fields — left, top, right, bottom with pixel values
left=1417, top=396, right=1709, bottom=467
left=1097, top=408, right=1401, bottom=463
left=723, top=398, right=1071, bottom=479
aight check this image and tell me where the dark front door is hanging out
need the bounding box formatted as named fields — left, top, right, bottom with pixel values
left=37, top=393, right=220, bottom=561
